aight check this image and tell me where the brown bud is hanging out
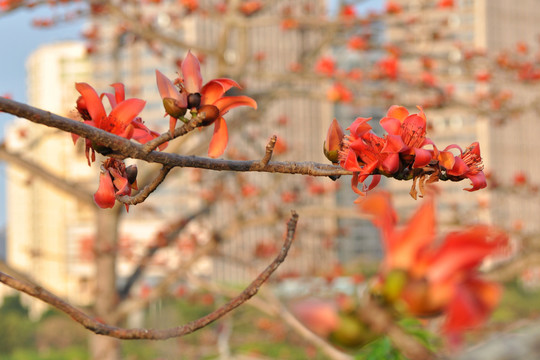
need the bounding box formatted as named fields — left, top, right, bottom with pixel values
left=125, top=165, right=138, bottom=185
left=163, top=98, right=187, bottom=118
left=197, top=104, right=220, bottom=126
left=187, top=92, right=201, bottom=109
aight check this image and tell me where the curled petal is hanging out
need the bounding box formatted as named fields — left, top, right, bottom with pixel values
left=213, top=95, right=258, bottom=115
left=182, top=51, right=203, bottom=93
left=465, top=171, right=487, bottom=191
left=348, top=117, right=372, bottom=137
left=110, top=83, right=125, bottom=105
left=75, top=82, right=106, bottom=127
left=94, top=172, right=116, bottom=208
left=381, top=153, right=400, bottom=174
left=208, top=117, right=229, bottom=158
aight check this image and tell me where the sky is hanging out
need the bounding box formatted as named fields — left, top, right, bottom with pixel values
left=0, top=5, right=85, bottom=229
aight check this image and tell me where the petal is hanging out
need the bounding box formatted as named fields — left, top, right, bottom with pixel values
left=412, top=148, right=433, bottom=168
left=156, top=70, right=183, bottom=102
left=348, top=117, right=372, bottom=137
left=386, top=105, right=409, bottom=121
left=108, top=98, right=146, bottom=135
left=438, top=151, right=456, bottom=170
left=380, top=116, right=402, bottom=135
left=447, top=156, right=469, bottom=176
left=340, top=149, right=363, bottom=171
left=424, top=225, right=508, bottom=282
left=110, top=83, right=125, bottom=105
left=200, top=80, right=226, bottom=106
left=443, top=278, right=501, bottom=334
left=182, top=50, right=203, bottom=94
left=393, top=199, right=436, bottom=269
left=213, top=95, right=257, bottom=115
left=381, top=153, right=400, bottom=174
left=94, top=172, right=116, bottom=208
left=465, top=171, right=487, bottom=191
left=208, top=117, right=229, bottom=158
left=75, top=82, right=106, bottom=127
left=382, top=134, right=406, bottom=153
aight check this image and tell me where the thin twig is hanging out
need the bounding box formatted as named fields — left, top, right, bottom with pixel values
left=141, top=115, right=204, bottom=154
left=259, top=135, right=277, bottom=167
left=116, top=165, right=173, bottom=206
left=0, top=98, right=351, bottom=177
left=0, top=211, right=299, bottom=340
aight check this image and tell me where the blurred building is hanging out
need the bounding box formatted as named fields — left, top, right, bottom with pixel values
left=5, top=41, right=95, bottom=314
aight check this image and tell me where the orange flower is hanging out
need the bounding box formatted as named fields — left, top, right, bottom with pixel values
left=94, top=158, right=137, bottom=211
left=361, top=192, right=508, bottom=336
left=156, top=51, right=257, bottom=158
left=74, top=82, right=162, bottom=165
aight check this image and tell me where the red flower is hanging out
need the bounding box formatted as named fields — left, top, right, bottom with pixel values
left=74, top=82, right=162, bottom=165
left=380, top=105, right=435, bottom=169
left=361, top=192, right=508, bottom=337
left=156, top=51, right=257, bottom=158
left=94, top=158, right=138, bottom=211
left=444, top=142, right=487, bottom=191
left=314, top=56, right=337, bottom=77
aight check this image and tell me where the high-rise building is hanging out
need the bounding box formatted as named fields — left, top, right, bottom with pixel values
left=5, top=41, right=95, bottom=312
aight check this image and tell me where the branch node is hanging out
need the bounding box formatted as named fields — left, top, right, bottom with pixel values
left=260, top=135, right=277, bottom=167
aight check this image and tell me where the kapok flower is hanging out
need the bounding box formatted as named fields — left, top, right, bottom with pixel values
left=94, top=158, right=138, bottom=211
left=74, top=82, right=162, bottom=165
left=361, top=192, right=508, bottom=337
left=443, top=142, right=487, bottom=191
left=156, top=51, right=257, bottom=158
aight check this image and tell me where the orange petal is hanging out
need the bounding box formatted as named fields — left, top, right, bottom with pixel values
left=94, top=172, right=116, bottom=208
left=156, top=70, right=184, bottom=104
left=75, top=82, right=106, bottom=127
left=200, top=80, right=226, bottom=106
left=213, top=95, right=257, bottom=115
left=182, top=50, right=203, bottom=94
left=386, top=105, right=409, bottom=121
left=208, top=117, right=228, bottom=158
left=109, top=98, right=146, bottom=135
left=109, top=83, right=125, bottom=106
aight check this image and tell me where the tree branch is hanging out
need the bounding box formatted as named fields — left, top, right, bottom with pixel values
left=0, top=211, right=299, bottom=340
left=0, top=98, right=350, bottom=177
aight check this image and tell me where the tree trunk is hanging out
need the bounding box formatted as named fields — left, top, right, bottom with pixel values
left=89, top=209, right=121, bottom=360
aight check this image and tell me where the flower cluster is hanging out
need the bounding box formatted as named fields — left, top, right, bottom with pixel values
left=326, top=105, right=486, bottom=199
left=361, top=191, right=508, bottom=338
left=94, top=158, right=138, bottom=211
left=156, top=51, right=257, bottom=158
left=74, top=82, right=163, bottom=209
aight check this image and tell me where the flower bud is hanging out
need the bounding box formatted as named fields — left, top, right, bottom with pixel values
left=187, top=92, right=202, bottom=109
left=163, top=97, right=187, bottom=118
left=323, top=119, right=345, bottom=164
left=126, top=164, right=138, bottom=186
left=197, top=104, right=220, bottom=126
